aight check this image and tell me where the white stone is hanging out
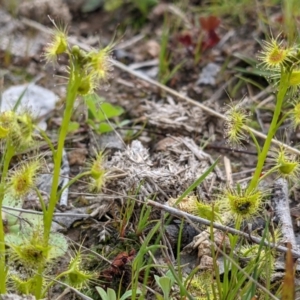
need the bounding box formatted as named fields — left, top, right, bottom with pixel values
left=1, top=84, right=58, bottom=130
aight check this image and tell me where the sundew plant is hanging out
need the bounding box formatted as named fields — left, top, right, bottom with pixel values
left=0, top=15, right=299, bottom=300
left=0, top=20, right=113, bottom=298
left=221, top=35, right=300, bottom=224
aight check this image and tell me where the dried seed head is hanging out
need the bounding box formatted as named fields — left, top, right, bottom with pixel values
left=167, top=196, right=199, bottom=214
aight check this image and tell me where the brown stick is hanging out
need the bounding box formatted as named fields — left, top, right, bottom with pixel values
left=146, top=200, right=300, bottom=258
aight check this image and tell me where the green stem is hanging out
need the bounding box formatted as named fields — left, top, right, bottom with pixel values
left=274, top=112, right=290, bottom=131
left=33, top=186, right=47, bottom=214
left=37, top=128, right=56, bottom=157
left=247, top=127, right=261, bottom=155
left=258, top=166, right=279, bottom=182
left=36, top=65, right=80, bottom=299
left=0, top=216, right=6, bottom=294
left=42, top=270, right=70, bottom=297
left=0, top=142, right=15, bottom=293
left=247, top=72, right=289, bottom=194
left=1, top=142, right=15, bottom=182
left=34, top=265, right=44, bottom=299
left=56, top=171, right=90, bottom=200
left=43, top=67, right=80, bottom=244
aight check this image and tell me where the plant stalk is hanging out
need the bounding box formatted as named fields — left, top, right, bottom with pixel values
left=246, top=72, right=289, bottom=194
left=34, top=265, right=44, bottom=299
left=43, top=65, right=80, bottom=244
left=0, top=142, right=15, bottom=293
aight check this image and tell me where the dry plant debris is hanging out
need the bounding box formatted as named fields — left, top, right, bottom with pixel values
left=103, top=138, right=222, bottom=204
left=140, top=100, right=207, bottom=134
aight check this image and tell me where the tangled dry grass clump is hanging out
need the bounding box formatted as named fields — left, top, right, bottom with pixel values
left=103, top=138, right=222, bottom=203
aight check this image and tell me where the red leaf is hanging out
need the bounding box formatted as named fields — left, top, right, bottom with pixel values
left=202, top=30, right=220, bottom=50
left=111, top=249, right=136, bottom=269
left=178, top=32, right=193, bottom=47
left=199, top=16, right=220, bottom=32
left=275, top=14, right=284, bottom=24
left=199, top=16, right=221, bottom=50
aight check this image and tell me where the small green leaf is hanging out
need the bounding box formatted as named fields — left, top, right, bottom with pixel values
left=104, top=0, right=123, bottom=11
left=154, top=275, right=172, bottom=298
left=98, top=122, right=114, bottom=134
left=97, top=102, right=124, bottom=122
left=84, top=94, right=105, bottom=119
left=86, top=119, right=96, bottom=129
left=165, top=270, right=175, bottom=285
left=106, top=288, right=117, bottom=300
left=68, top=121, right=79, bottom=133
left=95, top=287, right=109, bottom=300
left=120, top=289, right=142, bottom=300
left=155, top=294, right=164, bottom=300
left=84, top=94, right=124, bottom=124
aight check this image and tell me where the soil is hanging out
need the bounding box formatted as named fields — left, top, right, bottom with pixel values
left=1, top=0, right=300, bottom=299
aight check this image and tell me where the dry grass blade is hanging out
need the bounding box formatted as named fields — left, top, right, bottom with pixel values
left=281, top=243, right=295, bottom=300
left=147, top=200, right=300, bottom=258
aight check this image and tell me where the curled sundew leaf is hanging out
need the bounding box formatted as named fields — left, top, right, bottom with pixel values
left=6, top=228, right=68, bottom=267
left=3, top=194, right=68, bottom=259
left=3, top=190, right=42, bottom=237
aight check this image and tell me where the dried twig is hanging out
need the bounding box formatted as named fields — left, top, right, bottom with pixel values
left=223, top=156, right=233, bottom=187
left=272, top=178, right=297, bottom=250
left=147, top=200, right=300, bottom=258
left=2, top=205, right=90, bottom=217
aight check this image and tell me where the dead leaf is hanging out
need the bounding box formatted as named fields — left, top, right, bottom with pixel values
left=68, top=148, right=88, bottom=166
